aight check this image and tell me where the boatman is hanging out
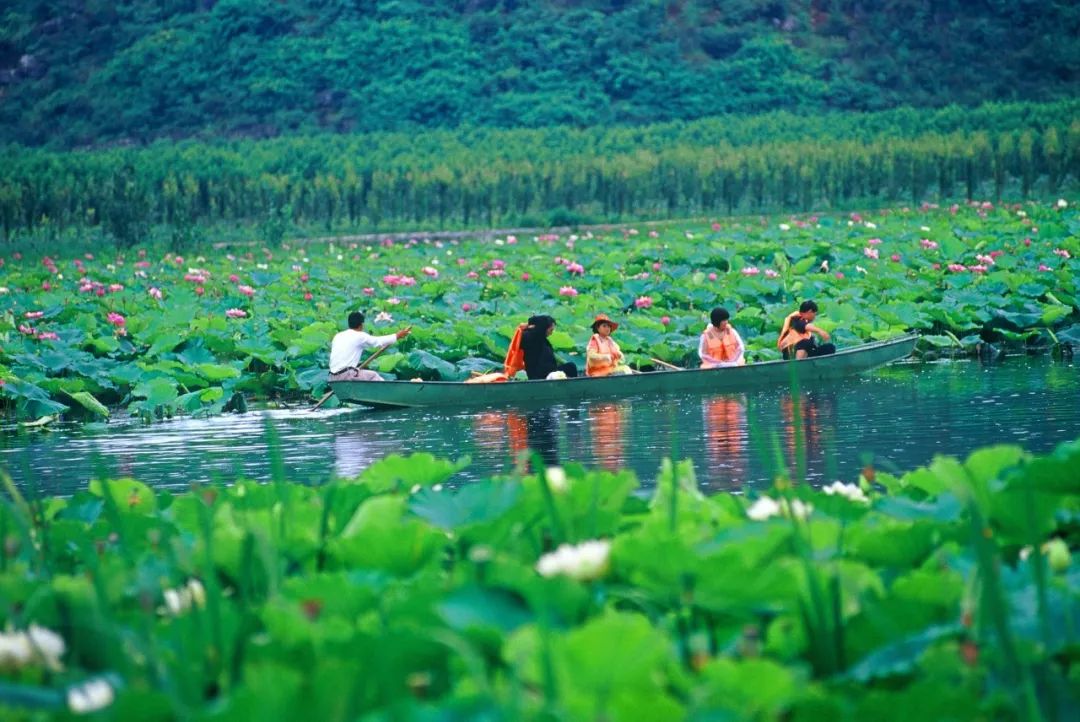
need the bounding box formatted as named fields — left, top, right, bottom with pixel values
left=777, top=300, right=835, bottom=359
left=328, top=311, right=411, bottom=381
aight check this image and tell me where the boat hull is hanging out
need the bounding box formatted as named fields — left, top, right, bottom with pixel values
left=329, top=335, right=918, bottom=409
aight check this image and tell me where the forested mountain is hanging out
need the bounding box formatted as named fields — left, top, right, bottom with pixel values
left=1, top=0, right=1078, bottom=148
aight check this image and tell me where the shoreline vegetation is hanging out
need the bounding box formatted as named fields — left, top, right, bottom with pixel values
left=1, top=201, right=1078, bottom=423
left=0, top=432, right=1077, bottom=720
left=1, top=100, right=1078, bottom=247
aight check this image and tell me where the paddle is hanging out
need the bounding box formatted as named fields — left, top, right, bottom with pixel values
left=312, top=343, right=395, bottom=410
left=650, top=357, right=684, bottom=371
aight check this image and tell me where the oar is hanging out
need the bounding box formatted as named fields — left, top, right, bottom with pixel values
left=312, top=343, right=394, bottom=410
left=650, top=357, right=684, bottom=371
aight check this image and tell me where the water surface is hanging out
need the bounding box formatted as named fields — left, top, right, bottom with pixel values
left=3, top=359, right=1077, bottom=495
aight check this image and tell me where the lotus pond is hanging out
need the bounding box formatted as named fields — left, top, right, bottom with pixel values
left=2, top=200, right=1079, bottom=422
left=2, top=357, right=1079, bottom=498
left=1, top=424, right=1078, bottom=720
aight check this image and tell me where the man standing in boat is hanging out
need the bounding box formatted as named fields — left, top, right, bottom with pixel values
left=328, top=311, right=411, bottom=381
left=777, top=300, right=835, bottom=359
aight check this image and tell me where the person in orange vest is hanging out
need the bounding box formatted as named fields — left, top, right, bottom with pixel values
left=777, top=300, right=835, bottom=359
left=781, top=316, right=833, bottom=359
left=698, top=307, right=746, bottom=368
left=585, top=314, right=632, bottom=377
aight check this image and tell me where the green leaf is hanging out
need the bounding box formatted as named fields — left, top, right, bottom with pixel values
left=64, top=390, right=110, bottom=417
left=846, top=624, right=962, bottom=682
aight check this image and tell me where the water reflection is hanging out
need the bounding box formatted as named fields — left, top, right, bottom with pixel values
left=702, top=394, right=748, bottom=489
left=3, top=360, right=1078, bottom=495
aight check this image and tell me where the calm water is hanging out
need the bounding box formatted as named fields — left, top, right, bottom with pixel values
left=3, top=359, right=1078, bottom=496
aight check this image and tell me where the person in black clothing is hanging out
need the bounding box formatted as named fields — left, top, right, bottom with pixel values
left=520, top=315, right=579, bottom=380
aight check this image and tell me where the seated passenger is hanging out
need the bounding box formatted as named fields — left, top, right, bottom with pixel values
left=520, top=315, right=579, bottom=380
left=328, top=310, right=411, bottom=381
left=585, top=314, right=633, bottom=377
left=778, top=300, right=835, bottom=359
left=782, top=316, right=836, bottom=359
left=699, top=307, right=746, bottom=368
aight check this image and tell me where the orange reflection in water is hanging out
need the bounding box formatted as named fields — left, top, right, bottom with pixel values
left=702, top=394, right=747, bottom=487
left=779, top=391, right=834, bottom=478
left=587, top=401, right=628, bottom=472
left=473, top=410, right=531, bottom=470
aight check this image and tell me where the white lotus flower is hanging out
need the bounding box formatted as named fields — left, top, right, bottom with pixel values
left=0, top=631, right=34, bottom=669
left=374, top=311, right=393, bottom=323
left=161, top=579, right=208, bottom=616
left=536, top=540, right=611, bottom=581
left=822, top=481, right=869, bottom=504
left=865, top=222, right=877, bottom=229
left=779, top=223, right=791, bottom=231
left=545, top=466, right=568, bottom=493
left=28, top=624, right=66, bottom=670
left=920, top=226, right=931, bottom=232
left=1016, top=210, right=1027, bottom=217
left=1057, top=198, right=1068, bottom=209
left=746, top=496, right=812, bottom=521
left=820, top=260, right=829, bottom=272
left=67, top=678, right=115, bottom=714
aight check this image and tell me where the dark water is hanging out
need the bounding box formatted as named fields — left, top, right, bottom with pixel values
left=3, top=359, right=1078, bottom=496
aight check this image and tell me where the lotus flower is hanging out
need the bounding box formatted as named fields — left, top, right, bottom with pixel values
left=41, top=281, right=50, bottom=290
left=920, top=238, right=938, bottom=249
left=890, top=254, right=901, bottom=262
left=461, top=302, right=474, bottom=312
left=867, top=237, right=882, bottom=245
left=107, top=312, right=125, bottom=326
left=375, top=311, right=393, bottom=323
left=37, top=331, right=58, bottom=341
left=746, top=496, right=812, bottom=521
left=823, top=481, right=869, bottom=504
left=948, top=264, right=967, bottom=272
left=708, top=272, right=718, bottom=281
left=228, top=274, right=240, bottom=283
left=149, top=287, right=162, bottom=299
left=566, top=262, right=584, bottom=275
left=652, top=262, right=662, bottom=271
left=225, top=308, right=247, bottom=318
left=536, top=540, right=610, bottom=581
left=1056, top=198, right=1068, bottom=209
left=634, top=295, right=653, bottom=308
left=863, top=247, right=879, bottom=260
left=559, top=286, right=579, bottom=298
left=24, top=311, right=44, bottom=319
left=1039, top=264, right=1052, bottom=272
left=740, top=266, right=760, bottom=276
left=764, top=269, right=779, bottom=278
left=520, top=272, right=531, bottom=281
left=422, top=266, right=439, bottom=277
left=1053, top=249, right=1071, bottom=259
left=487, top=269, right=506, bottom=277
left=363, top=287, right=375, bottom=295
left=303, top=291, right=313, bottom=301
left=237, top=285, right=255, bottom=297
left=661, top=315, right=671, bottom=326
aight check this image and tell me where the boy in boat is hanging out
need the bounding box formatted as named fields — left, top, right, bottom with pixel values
left=520, top=315, right=579, bottom=379
left=699, top=307, right=746, bottom=368
left=777, top=300, right=835, bottom=359
left=585, top=314, right=633, bottom=377
left=328, top=311, right=411, bottom=381
left=781, top=316, right=833, bottom=359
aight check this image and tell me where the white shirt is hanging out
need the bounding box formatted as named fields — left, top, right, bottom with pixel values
left=329, top=329, right=398, bottom=373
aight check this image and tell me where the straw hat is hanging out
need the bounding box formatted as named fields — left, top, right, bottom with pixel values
left=591, top=314, right=619, bottom=332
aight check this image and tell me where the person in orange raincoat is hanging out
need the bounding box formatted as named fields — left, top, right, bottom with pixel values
left=698, top=307, right=746, bottom=368
left=585, top=314, right=632, bottom=377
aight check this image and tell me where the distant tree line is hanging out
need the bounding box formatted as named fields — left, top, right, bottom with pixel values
left=1, top=101, right=1077, bottom=244
left=0, top=0, right=1077, bottom=147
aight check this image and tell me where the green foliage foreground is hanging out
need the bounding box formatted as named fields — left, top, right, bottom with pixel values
left=1, top=433, right=1078, bottom=720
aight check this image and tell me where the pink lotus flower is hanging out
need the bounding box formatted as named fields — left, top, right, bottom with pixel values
left=229, top=274, right=240, bottom=283
left=387, top=297, right=401, bottom=305
left=36, top=331, right=58, bottom=341
left=566, top=262, right=585, bottom=275
left=1039, top=264, right=1052, bottom=272
left=184, top=272, right=208, bottom=283
left=989, top=250, right=1004, bottom=259
left=25, top=311, right=44, bottom=319
left=300, top=273, right=309, bottom=282
left=18, top=324, right=35, bottom=335
left=975, top=254, right=995, bottom=265
left=711, top=223, right=721, bottom=231
left=867, top=238, right=882, bottom=245
left=648, top=231, right=659, bottom=238
left=149, top=287, right=162, bottom=300
left=108, top=283, right=124, bottom=293
left=422, top=266, right=439, bottom=277
left=41, top=280, right=51, bottom=291
left=363, top=287, right=375, bottom=296
left=456, top=258, right=467, bottom=266
left=863, top=247, right=879, bottom=260
left=520, top=272, right=531, bottom=281
left=559, top=286, right=579, bottom=298
left=95, top=287, right=105, bottom=297
left=634, top=296, right=653, bottom=309
left=932, top=263, right=941, bottom=270
left=890, top=254, right=901, bottom=262
left=1053, top=249, right=1071, bottom=259
left=708, top=272, right=718, bottom=281
left=652, top=262, right=662, bottom=271
left=947, top=264, right=967, bottom=273
left=196, top=286, right=205, bottom=296
left=237, top=285, right=255, bottom=297
left=225, top=308, right=247, bottom=319
left=970, top=264, right=989, bottom=274
left=467, top=271, right=479, bottom=279
left=461, top=302, right=474, bottom=312
left=304, top=291, right=313, bottom=301
left=661, top=315, right=671, bottom=326
left=741, top=266, right=760, bottom=276
left=764, top=269, right=779, bottom=278
left=1024, top=238, right=1032, bottom=247
left=506, top=235, right=517, bottom=244
left=920, top=239, right=938, bottom=250
left=487, top=269, right=506, bottom=277
left=835, top=272, right=845, bottom=279
left=107, top=312, right=126, bottom=326
left=135, top=261, right=151, bottom=268
left=491, top=259, right=506, bottom=270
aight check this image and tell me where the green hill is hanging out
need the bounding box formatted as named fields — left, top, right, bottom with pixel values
left=1, top=0, right=1078, bottom=148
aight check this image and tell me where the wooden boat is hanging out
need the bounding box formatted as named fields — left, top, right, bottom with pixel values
left=330, top=334, right=918, bottom=409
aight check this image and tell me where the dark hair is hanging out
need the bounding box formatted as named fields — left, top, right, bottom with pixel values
left=710, top=307, right=730, bottom=326
left=348, top=311, right=365, bottom=329
left=528, top=315, right=556, bottom=333
left=799, top=300, right=819, bottom=314
left=791, top=316, right=809, bottom=333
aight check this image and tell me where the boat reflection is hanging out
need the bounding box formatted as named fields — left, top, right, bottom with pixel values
left=472, top=408, right=559, bottom=471
left=701, top=394, right=748, bottom=490
left=779, top=389, right=837, bottom=482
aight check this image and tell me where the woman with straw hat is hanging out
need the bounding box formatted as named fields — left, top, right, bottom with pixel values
left=585, top=314, right=632, bottom=377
